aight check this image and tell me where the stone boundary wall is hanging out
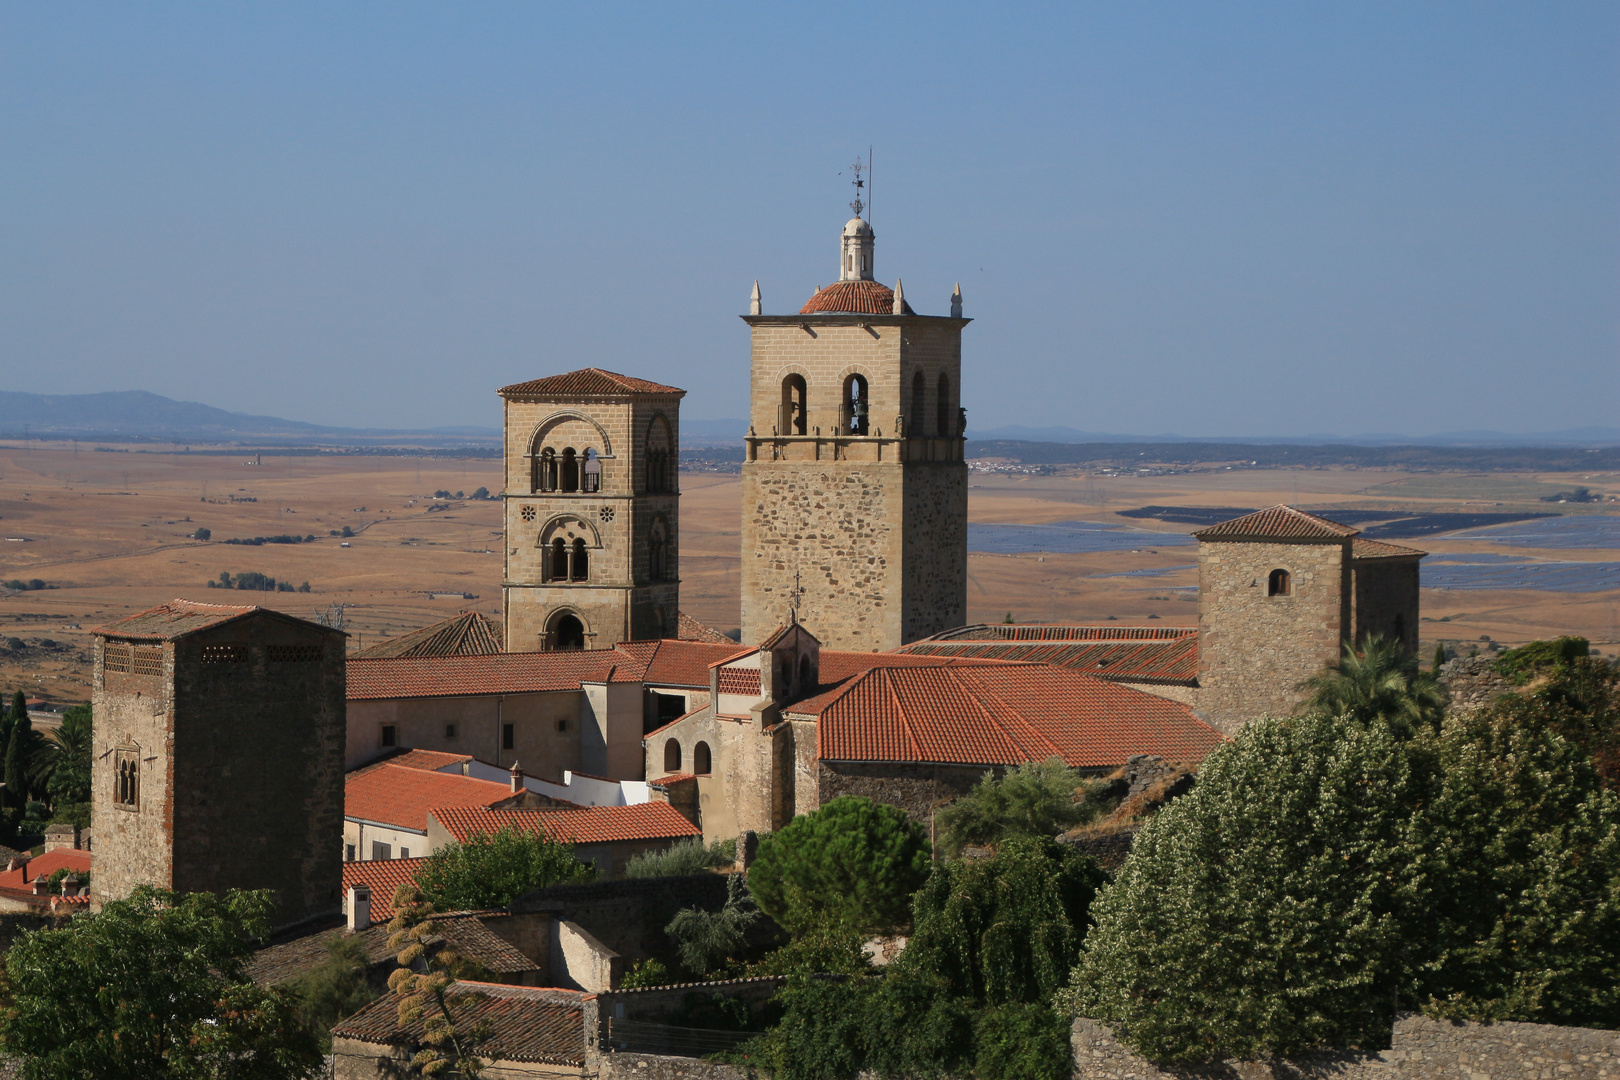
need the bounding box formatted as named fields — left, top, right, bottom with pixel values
left=596, top=1051, right=757, bottom=1080
left=1073, top=1014, right=1620, bottom=1079
left=1438, top=655, right=1516, bottom=717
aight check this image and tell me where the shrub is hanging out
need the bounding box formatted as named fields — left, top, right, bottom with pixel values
left=749, top=796, right=931, bottom=935
left=972, top=1002, right=1072, bottom=1080
left=934, top=758, right=1101, bottom=857
left=665, top=873, right=760, bottom=977
left=193, top=527, right=211, bottom=540
left=619, top=958, right=671, bottom=989
left=1495, top=636, right=1590, bottom=684
left=624, top=836, right=735, bottom=879
left=288, top=936, right=378, bottom=1051
left=415, top=823, right=595, bottom=910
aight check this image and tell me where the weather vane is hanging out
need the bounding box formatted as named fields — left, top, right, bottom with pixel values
left=848, top=155, right=866, bottom=219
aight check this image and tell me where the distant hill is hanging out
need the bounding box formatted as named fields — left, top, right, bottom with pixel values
left=966, top=424, right=1620, bottom=448
left=963, top=439, right=1620, bottom=472
left=0, top=391, right=498, bottom=444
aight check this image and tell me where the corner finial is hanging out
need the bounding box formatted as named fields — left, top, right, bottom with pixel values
left=750, top=280, right=762, bottom=316
left=892, top=277, right=905, bottom=315
left=950, top=283, right=963, bottom=318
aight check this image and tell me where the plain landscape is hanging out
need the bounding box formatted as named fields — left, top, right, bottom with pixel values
left=2, top=436, right=1615, bottom=706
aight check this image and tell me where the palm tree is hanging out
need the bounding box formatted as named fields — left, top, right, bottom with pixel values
left=1299, top=634, right=1447, bottom=737
left=34, top=706, right=91, bottom=809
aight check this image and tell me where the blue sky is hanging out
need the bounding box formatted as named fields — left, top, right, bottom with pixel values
left=2, top=3, right=1615, bottom=435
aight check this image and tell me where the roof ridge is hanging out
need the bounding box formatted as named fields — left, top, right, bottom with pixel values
left=886, top=669, right=924, bottom=760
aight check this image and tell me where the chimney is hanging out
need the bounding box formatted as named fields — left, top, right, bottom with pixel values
left=31, top=874, right=48, bottom=896
left=509, top=760, right=523, bottom=793
left=7, top=857, right=26, bottom=875
left=60, top=873, right=79, bottom=898
left=347, top=885, right=372, bottom=932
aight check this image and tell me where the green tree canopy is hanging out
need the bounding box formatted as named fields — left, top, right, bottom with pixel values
left=665, top=873, right=761, bottom=977
left=933, top=758, right=1102, bottom=858
left=414, top=823, right=595, bottom=911
left=37, top=703, right=91, bottom=808
left=1061, top=712, right=1425, bottom=1063
left=1487, top=653, right=1619, bottom=786
left=749, top=796, right=932, bottom=935
left=1298, top=634, right=1445, bottom=736
left=0, top=886, right=320, bottom=1079
left=1494, top=635, right=1590, bottom=684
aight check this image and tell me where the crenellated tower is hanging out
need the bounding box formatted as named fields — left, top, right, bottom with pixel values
left=739, top=215, right=970, bottom=650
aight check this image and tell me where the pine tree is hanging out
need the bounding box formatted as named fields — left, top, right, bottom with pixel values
left=5, top=715, right=32, bottom=810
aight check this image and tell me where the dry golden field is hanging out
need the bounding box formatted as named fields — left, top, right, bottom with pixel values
left=1, top=438, right=1615, bottom=706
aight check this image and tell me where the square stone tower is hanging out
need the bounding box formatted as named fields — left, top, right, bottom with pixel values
left=91, top=600, right=346, bottom=928
left=499, top=368, right=685, bottom=651
left=1192, top=505, right=1423, bottom=732
left=739, top=217, right=970, bottom=651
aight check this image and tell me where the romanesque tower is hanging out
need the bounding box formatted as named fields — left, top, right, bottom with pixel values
left=740, top=211, right=969, bottom=651
left=500, top=369, right=685, bottom=650
left=90, top=601, right=346, bottom=928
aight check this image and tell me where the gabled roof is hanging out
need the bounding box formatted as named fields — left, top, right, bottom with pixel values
left=332, top=982, right=586, bottom=1065
left=94, top=599, right=336, bottom=641
left=676, top=611, right=734, bottom=644
left=1191, top=505, right=1359, bottom=542
left=806, top=665, right=1222, bottom=769
left=341, top=858, right=432, bottom=922
left=895, top=625, right=1199, bottom=685
left=356, top=612, right=504, bottom=659
left=434, top=915, right=543, bottom=975
left=498, top=368, right=684, bottom=399
left=349, top=749, right=473, bottom=776
left=346, top=649, right=632, bottom=701
left=612, top=639, right=749, bottom=688
left=345, top=764, right=514, bottom=832
left=1351, top=537, right=1427, bottom=560
left=800, top=280, right=914, bottom=316
left=430, top=803, right=701, bottom=847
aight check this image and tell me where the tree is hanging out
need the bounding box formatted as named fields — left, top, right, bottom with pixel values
left=1486, top=653, right=1619, bottom=787
left=0, top=886, right=320, bottom=1079
left=8, top=690, right=25, bottom=723
left=4, top=709, right=38, bottom=808
left=749, top=796, right=932, bottom=935
left=414, top=823, right=595, bottom=911
left=1298, top=634, right=1445, bottom=737
left=624, top=836, right=735, bottom=879
left=665, top=873, right=761, bottom=976
left=1494, top=635, right=1589, bottom=684
left=193, top=527, right=211, bottom=541
left=288, top=935, right=379, bottom=1052
left=36, top=703, right=91, bottom=810
left=933, top=758, right=1101, bottom=857
left=386, top=884, right=495, bottom=1077
left=1061, top=712, right=1425, bottom=1063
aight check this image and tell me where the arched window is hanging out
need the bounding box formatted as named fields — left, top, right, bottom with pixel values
left=554, top=613, right=585, bottom=651
left=581, top=448, right=601, bottom=493
left=911, top=371, right=926, bottom=434
left=842, top=374, right=869, bottom=435
left=798, top=655, right=813, bottom=691
left=550, top=538, right=568, bottom=581
left=1394, top=613, right=1406, bottom=643
left=664, top=739, right=682, bottom=773
left=649, top=517, right=669, bottom=582
left=560, top=448, right=579, bottom=493
left=1268, top=568, right=1291, bottom=596
left=537, top=448, right=558, bottom=493
left=780, top=375, right=807, bottom=436
left=694, top=741, right=712, bottom=775
left=937, top=373, right=952, bottom=436
left=646, top=415, right=675, bottom=494
left=571, top=538, right=589, bottom=581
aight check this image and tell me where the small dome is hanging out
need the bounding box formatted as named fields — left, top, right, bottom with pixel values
left=800, top=279, right=914, bottom=316
left=843, top=216, right=873, bottom=237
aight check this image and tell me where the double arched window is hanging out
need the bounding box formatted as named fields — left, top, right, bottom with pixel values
left=115, top=753, right=139, bottom=807
left=546, top=535, right=591, bottom=583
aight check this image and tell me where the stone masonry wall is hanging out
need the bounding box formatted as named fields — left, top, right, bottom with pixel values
left=902, top=462, right=968, bottom=644
left=1352, top=558, right=1421, bottom=655
left=817, top=761, right=992, bottom=838
left=1197, top=539, right=1350, bottom=734
left=1438, top=654, right=1517, bottom=717
left=1073, top=1014, right=1620, bottom=1079
left=91, top=637, right=177, bottom=907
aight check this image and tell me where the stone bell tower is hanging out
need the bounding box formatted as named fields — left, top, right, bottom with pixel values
left=500, top=368, right=685, bottom=651
left=739, top=205, right=970, bottom=651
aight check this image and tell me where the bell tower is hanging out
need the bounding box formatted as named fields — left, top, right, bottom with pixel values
left=499, top=368, right=685, bottom=651
left=739, top=208, right=970, bottom=651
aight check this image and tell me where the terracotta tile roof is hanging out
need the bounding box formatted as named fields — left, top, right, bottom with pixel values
left=341, top=858, right=431, bottom=922
left=652, top=772, right=697, bottom=784
left=800, top=280, right=915, bottom=316
left=366, top=748, right=474, bottom=773
left=716, top=668, right=761, bottom=696
left=356, top=612, right=504, bottom=659
left=1352, top=537, right=1427, bottom=559
left=247, top=921, right=397, bottom=986
left=346, top=649, right=632, bottom=700
left=895, top=626, right=1199, bottom=684
left=809, top=665, right=1222, bottom=769
left=430, top=803, right=701, bottom=847
left=1192, top=504, right=1359, bottom=541
left=0, top=849, right=91, bottom=902
left=93, top=599, right=260, bottom=640
left=435, top=915, right=543, bottom=975
left=499, top=368, right=684, bottom=399
left=332, top=982, right=586, bottom=1065
left=676, top=611, right=734, bottom=644
left=346, top=764, right=513, bottom=832
left=613, top=639, right=746, bottom=688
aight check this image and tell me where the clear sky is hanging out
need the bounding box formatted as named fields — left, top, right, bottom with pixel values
left=2, top=3, right=1615, bottom=436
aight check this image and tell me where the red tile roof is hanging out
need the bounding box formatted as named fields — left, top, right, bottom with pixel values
left=676, top=612, right=734, bottom=644
left=895, top=626, right=1199, bottom=684
left=800, top=280, right=914, bottom=316
left=807, top=665, right=1222, bottom=769
left=346, top=649, right=631, bottom=700
left=346, top=764, right=513, bottom=832
left=0, top=849, right=90, bottom=892
left=356, top=612, right=503, bottom=659
left=1352, top=537, right=1427, bottom=560
left=342, top=857, right=431, bottom=921
left=1192, top=505, right=1359, bottom=541
left=93, top=599, right=259, bottom=640
left=499, top=368, right=684, bottom=399
left=430, top=803, right=701, bottom=846
left=351, top=749, right=474, bottom=776
left=613, top=639, right=747, bottom=688
left=332, top=982, right=585, bottom=1065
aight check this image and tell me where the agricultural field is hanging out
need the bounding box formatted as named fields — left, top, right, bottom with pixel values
left=0, top=439, right=1615, bottom=706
